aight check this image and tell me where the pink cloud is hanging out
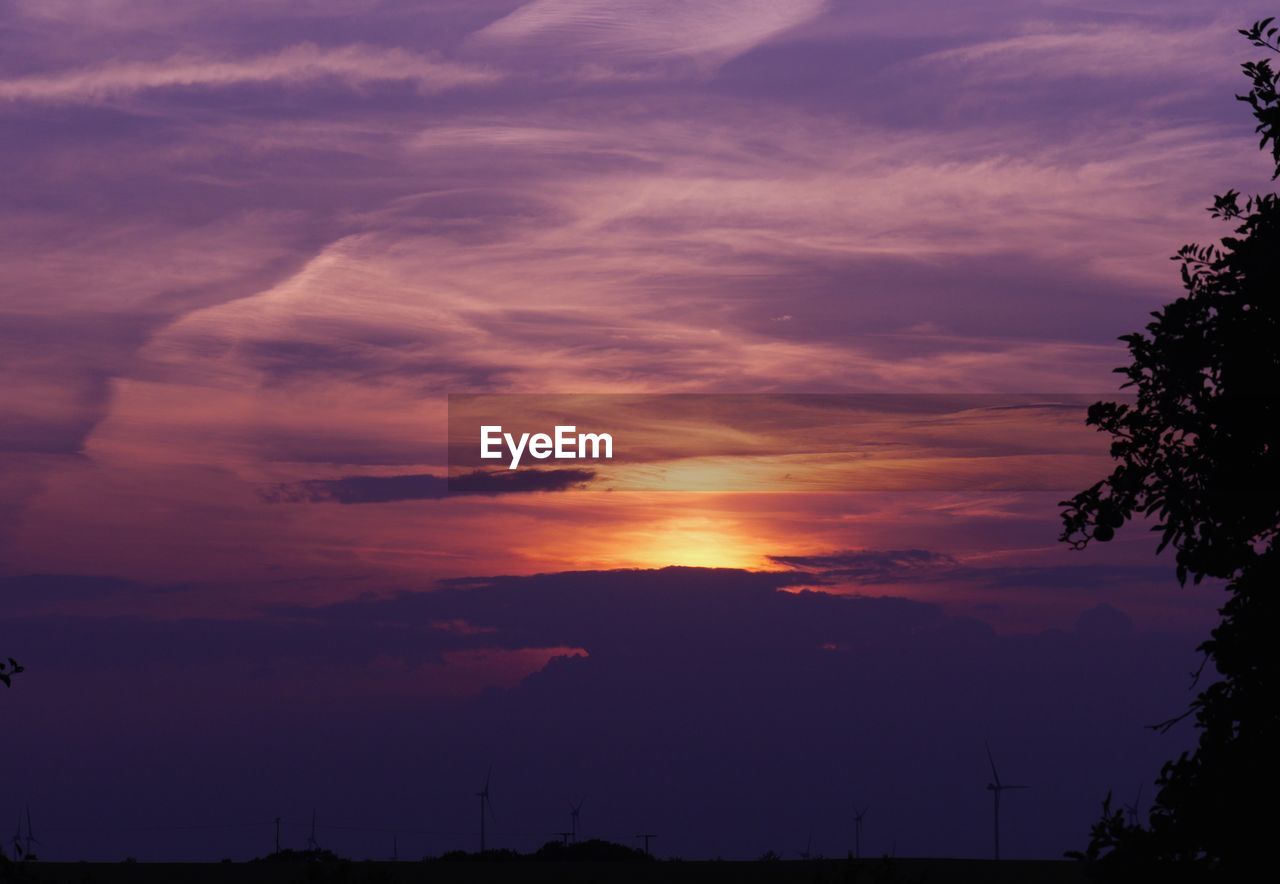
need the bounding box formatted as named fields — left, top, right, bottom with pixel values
left=0, top=43, right=500, bottom=104
left=472, top=0, right=829, bottom=70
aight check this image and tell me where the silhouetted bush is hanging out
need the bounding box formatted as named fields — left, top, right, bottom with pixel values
left=533, top=838, right=649, bottom=861
left=254, top=847, right=344, bottom=863
left=436, top=847, right=523, bottom=861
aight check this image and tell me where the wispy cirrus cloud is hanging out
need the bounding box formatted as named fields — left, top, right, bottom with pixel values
left=0, top=42, right=500, bottom=104
left=916, top=20, right=1238, bottom=83
left=9, top=0, right=385, bottom=27
left=473, top=0, right=829, bottom=70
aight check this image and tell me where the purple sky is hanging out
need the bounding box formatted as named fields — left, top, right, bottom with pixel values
left=0, top=0, right=1264, bottom=862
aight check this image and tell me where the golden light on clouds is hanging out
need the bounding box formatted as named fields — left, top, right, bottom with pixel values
left=596, top=512, right=776, bottom=570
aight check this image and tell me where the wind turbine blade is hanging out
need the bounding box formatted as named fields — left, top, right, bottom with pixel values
left=484, top=766, right=492, bottom=791
left=984, top=741, right=1001, bottom=786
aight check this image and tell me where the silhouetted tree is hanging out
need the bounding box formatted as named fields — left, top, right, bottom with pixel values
left=1060, top=17, right=1280, bottom=879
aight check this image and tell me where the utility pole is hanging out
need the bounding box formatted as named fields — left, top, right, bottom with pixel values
left=636, top=833, right=655, bottom=857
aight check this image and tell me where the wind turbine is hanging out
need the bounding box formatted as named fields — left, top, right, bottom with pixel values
left=10, top=813, right=23, bottom=861
left=476, top=767, right=496, bottom=853
left=568, top=797, right=585, bottom=843
left=853, top=806, right=869, bottom=859
left=985, top=742, right=1027, bottom=860
left=23, top=806, right=39, bottom=861
left=798, top=833, right=812, bottom=860
left=1123, top=784, right=1144, bottom=827
left=305, top=809, right=320, bottom=852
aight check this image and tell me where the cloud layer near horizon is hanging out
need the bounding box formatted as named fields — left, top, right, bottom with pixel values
left=3, top=566, right=1206, bottom=860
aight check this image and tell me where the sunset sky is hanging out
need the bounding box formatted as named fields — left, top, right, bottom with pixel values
left=0, top=0, right=1263, bottom=863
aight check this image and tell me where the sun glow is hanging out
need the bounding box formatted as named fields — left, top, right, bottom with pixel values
left=612, top=515, right=773, bottom=570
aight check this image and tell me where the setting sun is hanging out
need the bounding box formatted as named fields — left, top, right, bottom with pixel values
left=612, top=515, right=774, bottom=570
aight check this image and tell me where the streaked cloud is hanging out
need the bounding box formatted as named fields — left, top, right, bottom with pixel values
left=0, top=42, right=500, bottom=104
left=261, top=468, right=596, bottom=503
left=917, top=20, right=1238, bottom=82
left=769, top=548, right=958, bottom=582
left=9, top=0, right=385, bottom=26
left=473, top=0, right=829, bottom=70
